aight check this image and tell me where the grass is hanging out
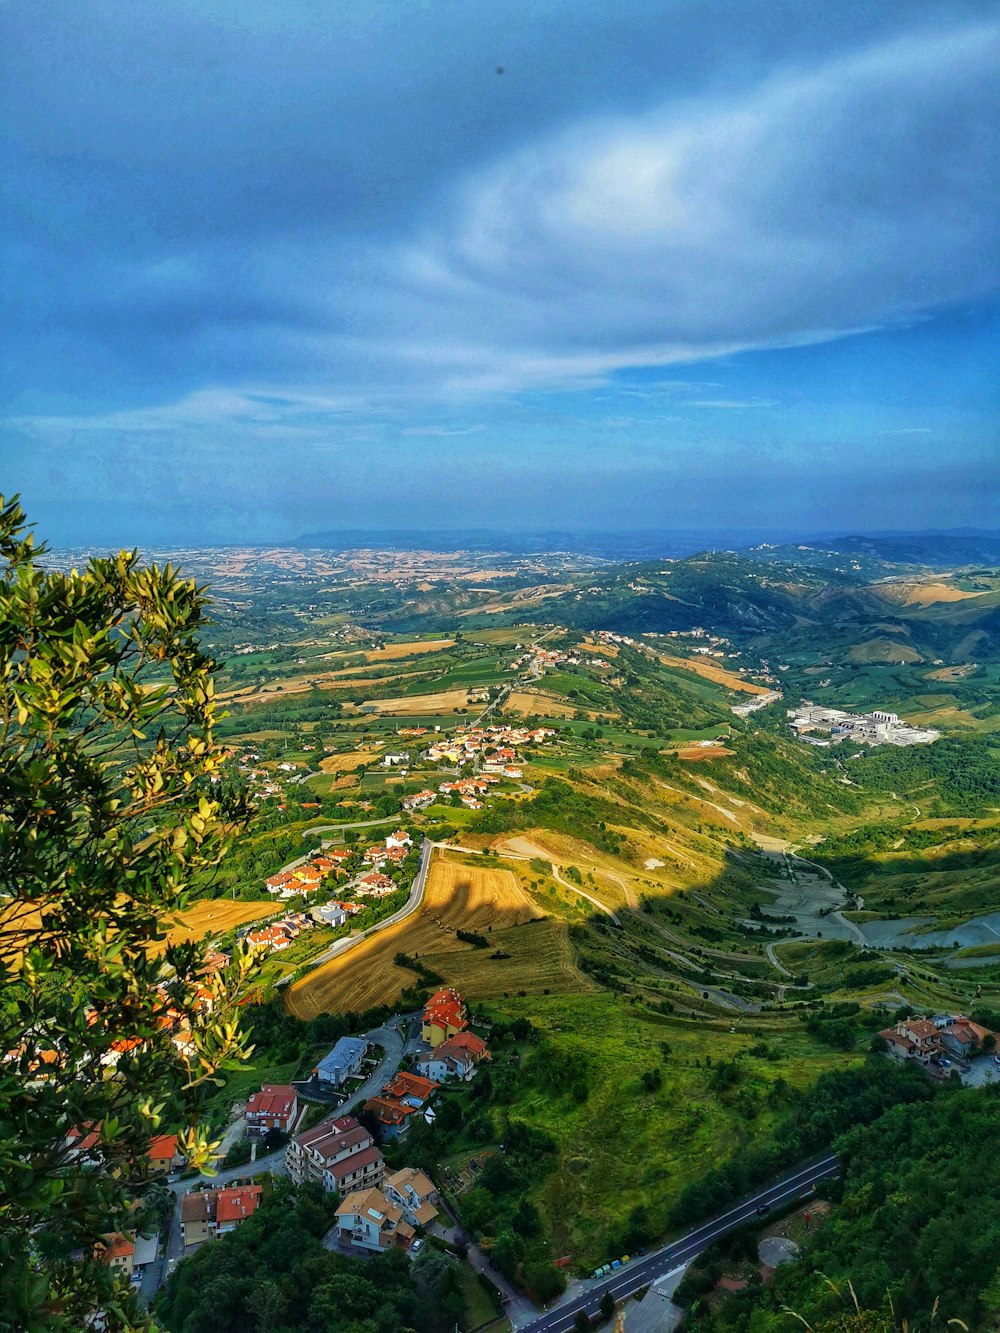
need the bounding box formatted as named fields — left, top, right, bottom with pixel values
left=422, top=918, right=598, bottom=1000
left=204, top=1058, right=301, bottom=1130
left=454, top=1263, right=508, bottom=1332
left=484, top=992, right=860, bottom=1267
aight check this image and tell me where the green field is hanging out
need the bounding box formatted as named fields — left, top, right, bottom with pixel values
left=483, top=993, right=861, bottom=1265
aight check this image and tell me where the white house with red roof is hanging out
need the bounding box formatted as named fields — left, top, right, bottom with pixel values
left=418, top=1032, right=490, bottom=1082
left=245, top=1084, right=298, bottom=1135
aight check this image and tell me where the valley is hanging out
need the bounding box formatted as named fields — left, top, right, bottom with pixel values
left=130, top=538, right=998, bottom=1294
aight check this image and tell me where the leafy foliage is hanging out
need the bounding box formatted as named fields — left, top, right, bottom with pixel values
left=0, top=496, right=254, bottom=1328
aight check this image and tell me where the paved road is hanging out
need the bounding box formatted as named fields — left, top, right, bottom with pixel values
left=514, top=1154, right=841, bottom=1331
left=299, top=815, right=401, bottom=841
left=278, top=838, right=433, bottom=987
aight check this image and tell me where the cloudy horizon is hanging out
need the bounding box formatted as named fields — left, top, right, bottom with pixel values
left=2, top=1, right=998, bottom=547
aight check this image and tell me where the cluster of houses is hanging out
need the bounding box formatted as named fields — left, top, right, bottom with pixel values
left=95, top=953, right=229, bottom=1068
left=879, top=1012, right=996, bottom=1075
left=283, top=1111, right=441, bottom=1254
left=265, top=851, right=349, bottom=898
left=178, top=989, right=491, bottom=1258
left=244, top=911, right=314, bottom=956
left=424, top=722, right=555, bottom=768
left=264, top=830, right=413, bottom=901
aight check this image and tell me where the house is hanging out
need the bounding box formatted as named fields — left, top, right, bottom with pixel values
left=332, top=899, right=365, bottom=917
left=418, top=1032, right=490, bottom=1082
left=357, top=872, right=396, bottom=897
left=265, top=871, right=296, bottom=894
left=879, top=1026, right=920, bottom=1061
left=146, top=1133, right=184, bottom=1174
left=246, top=925, right=292, bottom=953
left=215, top=1185, right=264, bottom=1235
left=314, top=902, right=348, bottom=928
left=894, top=1018, right=940, bottom=1055
left=938, top=1020, right=991, bottom=1060
left=383, top=1070, right=438, bottom=1107
left=181, top=1184, right=262, bottom=1246
left=245, top=1084, right=298, bottom=1135
left=180, top=1191, right=218, bottom=1247
left=385, top=829, right=412, bottom=850
left=315, top=1036, right=369, bottom=1088
left=65, top=1123, right=102, bottom=1163
left=364, top=1094, right=416, bottom=1134
left=421, top=988, right=468, bottom=1048
left=384, top=1167, right=440, bottom=1228
left=364, top=1070, right=437, bottom=1134
left=285, top=1114, right=384, bottom=1194
left=95, top=1232, right=135, bottom=1280
left=335, top=1187, right=415, bottom=1253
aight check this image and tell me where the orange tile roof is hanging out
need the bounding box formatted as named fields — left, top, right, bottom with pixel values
left=384, top=1071, right=438, bottom=1102
left=215, top=1184, right=262, bottom=1224
left=246, top=1084, right=297, bottom=1120
left=147, top=1133, right=179, bottom=1161
left=96, top=1232, right=135, bottom=1263
left=437, top=1032, right=489, bottom=1061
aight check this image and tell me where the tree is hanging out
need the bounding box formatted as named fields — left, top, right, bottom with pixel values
left=0, top=496, right=255, bottom=1329
left=599, top=1288, right=615, bottom=1319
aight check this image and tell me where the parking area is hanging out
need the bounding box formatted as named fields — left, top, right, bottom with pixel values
left=961, top=1054, right=1000, bottom=1087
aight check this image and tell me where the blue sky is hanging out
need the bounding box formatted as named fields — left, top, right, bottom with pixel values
left=2, top=1, right=998, bottom=546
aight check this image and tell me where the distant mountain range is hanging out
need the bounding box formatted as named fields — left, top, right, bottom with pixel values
left=292, top=526, right=1000, bottom=566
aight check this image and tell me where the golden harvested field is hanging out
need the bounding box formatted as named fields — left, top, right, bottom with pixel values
left=362, top=689, right=469, bottom=715
left=676, top=745, right=735, bottom=761
left=423, top=919, right=597, bottom=999
left=652, top=650, right=771, bottom=694
left=504, top=690, right=617, bottom=721
left=157, top=899, right=276, bottom=953
left=319, top=749, right=382, bottom=773
left=2, top=897, right=276, bottom=964
left=877, top=581, right=981, bottom=607
left=359, top=639, right=454, bottom=663
left=925, top=664, right=977, bottom=682
left=286, top=854, right=538, bottom=1019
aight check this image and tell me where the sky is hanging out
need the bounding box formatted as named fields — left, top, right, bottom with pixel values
left=1, top=0, right=998, bottom=547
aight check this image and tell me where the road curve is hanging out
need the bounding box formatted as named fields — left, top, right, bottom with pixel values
left=281, top=839, right=433, bottom=991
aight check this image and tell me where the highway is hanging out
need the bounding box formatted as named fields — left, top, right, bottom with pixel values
left=515, top=1154, right=841, bottom=1332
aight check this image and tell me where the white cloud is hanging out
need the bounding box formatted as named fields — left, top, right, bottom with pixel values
left=401, top=425, right=485, bottom=437
left=353, top=20, right=1000, bottom=394
left=689, top=399, right=778, bottom=410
